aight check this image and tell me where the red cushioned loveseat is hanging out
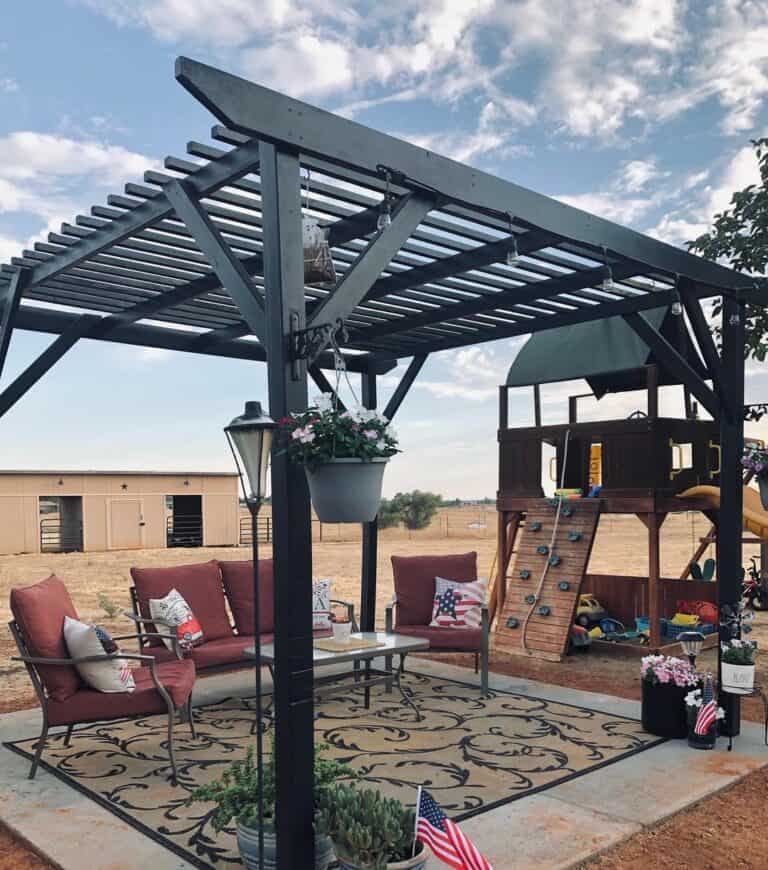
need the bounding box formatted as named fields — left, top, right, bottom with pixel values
left=128, top=559, right=356, bottom=675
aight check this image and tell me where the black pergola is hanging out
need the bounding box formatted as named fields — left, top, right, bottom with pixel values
left=0, top=57, right=761, bottom=867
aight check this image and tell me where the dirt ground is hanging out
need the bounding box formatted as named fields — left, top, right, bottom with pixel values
left=1, top=508, right=767, bottom=867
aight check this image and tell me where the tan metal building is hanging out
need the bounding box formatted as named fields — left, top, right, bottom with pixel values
left=0, top=471, right=240, bottom=555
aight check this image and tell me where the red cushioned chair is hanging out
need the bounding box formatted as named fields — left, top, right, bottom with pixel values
left=9, top=575, right=196, bottom=783
left=127, top=560, right=357, bottom=676
left=385, top=552, right=489, bottom=696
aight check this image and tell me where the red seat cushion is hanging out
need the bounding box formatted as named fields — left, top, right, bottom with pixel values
left=391, top=553, right=478, bottom=627
left=393, top=625, right=482, bottom=652
left=219, top=559, right=274, bottom=635
left=10, top=575, right=82, bottom=702
left=188, top=635, right=260, bottom=669
left=131, top=561, right=233, bottom=644
left=47, top=659, right=195, bottom=726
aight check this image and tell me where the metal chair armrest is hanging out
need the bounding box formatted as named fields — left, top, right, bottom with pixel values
left=111, top=632, right=184, bottom=660
left=385, top=597, right=399, bottom=634
left=123, top=609, right=173, bottom=628
left=13, top=652, right=155, bottom=666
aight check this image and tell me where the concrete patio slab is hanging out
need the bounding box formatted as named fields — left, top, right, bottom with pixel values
left=1, top=659, right=766, bottom=870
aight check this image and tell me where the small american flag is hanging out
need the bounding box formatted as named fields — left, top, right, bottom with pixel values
left=694, top=675, right=717, bottom=736
left=415, top=787, right=492, bottom=870
left=431, top=580, right=485, bottom=629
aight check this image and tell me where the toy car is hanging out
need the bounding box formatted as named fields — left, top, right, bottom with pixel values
left=575, top=594, right=608, bottom=627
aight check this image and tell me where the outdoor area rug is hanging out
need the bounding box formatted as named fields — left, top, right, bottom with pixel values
left=4, top=672, right=663, bottom=868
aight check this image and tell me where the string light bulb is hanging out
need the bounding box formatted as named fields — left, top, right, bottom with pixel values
left=601, top=247, right=614, bottom=291
left=377, top=169, right=392, bottom=231
left=506, top=214, right=520, bottom=266
left=671, top=275, right=682, bottom=315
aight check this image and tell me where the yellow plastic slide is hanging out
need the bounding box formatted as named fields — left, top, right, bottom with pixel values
left=678, top=485, right=768, bottom=540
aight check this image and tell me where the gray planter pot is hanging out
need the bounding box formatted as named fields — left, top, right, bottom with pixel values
left=305, top=458, right=388, bottom=523
left=236, top=822, right=334, bottom=870
left=760, top=476, right=768, bottom=509
left=335, top=842, right=428, bottom=870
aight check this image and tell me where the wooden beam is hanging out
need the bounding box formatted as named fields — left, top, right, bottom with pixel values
left=623, top=311, right=720, bottom=419
left=383, top=354, right=428, bottom=420
left=680, top=285, right=726, bottom=411
left=165, top=179, right=267, bottom=344
left=308, top=193, right=434, bottom=328
left=0, top=268, right=29, bottom=381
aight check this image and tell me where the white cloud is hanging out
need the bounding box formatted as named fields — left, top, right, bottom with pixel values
left=412, top=345, right=510, bottom=401
left=0, top=77, right=17, bottom=93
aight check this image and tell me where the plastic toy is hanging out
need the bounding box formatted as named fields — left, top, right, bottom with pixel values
left=575, top=594, right=608, bottom=627
left=569, top=624, right=591, bottom=651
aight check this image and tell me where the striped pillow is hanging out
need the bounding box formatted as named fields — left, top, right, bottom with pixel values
left=429, top=577, right=486, bottom=629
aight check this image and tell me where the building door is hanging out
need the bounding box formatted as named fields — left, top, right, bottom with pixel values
left=109, top=499, right=143, bottom=550
left=39, top=496, right=83, bottom=552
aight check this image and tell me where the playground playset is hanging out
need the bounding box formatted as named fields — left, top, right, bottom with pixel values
left=490, top=310, right=768, bottom=661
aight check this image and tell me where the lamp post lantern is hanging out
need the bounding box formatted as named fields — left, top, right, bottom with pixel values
left=225, top=400, right=277, bottom=870
left=679, top=630, right=705, bottom=670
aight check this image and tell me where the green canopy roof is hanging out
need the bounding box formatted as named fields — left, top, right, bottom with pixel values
left=506, top=307, right=707, bottom=397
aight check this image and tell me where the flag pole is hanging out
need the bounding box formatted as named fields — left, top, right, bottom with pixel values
left=412, top=786, right=422, bottom=858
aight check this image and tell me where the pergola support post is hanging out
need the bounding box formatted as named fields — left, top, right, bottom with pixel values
left=259, top=140, right=315, bottom=868
left=360, top=368, right=378, bottom=632
left=0, top=268, right=29, bottom=382
left=718, top=293, right=745, bottom=737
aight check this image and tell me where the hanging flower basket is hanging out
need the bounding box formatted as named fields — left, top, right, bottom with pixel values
left=282, top=394, right=399, bottom=523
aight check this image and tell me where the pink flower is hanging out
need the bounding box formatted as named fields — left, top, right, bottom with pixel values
left=363, top=429, right=378, bottom=440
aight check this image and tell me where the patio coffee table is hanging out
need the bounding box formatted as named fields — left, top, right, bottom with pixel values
left=245, top=631, right=429, bottom=723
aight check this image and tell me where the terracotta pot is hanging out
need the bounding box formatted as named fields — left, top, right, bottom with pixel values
left=305, top=458, right=388, bottom=523
left=641, top=681, right=689, bottom=738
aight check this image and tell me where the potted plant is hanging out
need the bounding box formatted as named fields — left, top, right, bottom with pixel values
left=188, top=744, right=354, bottom=869
left=684, top=678, right=723, bottom=750
left=640, top=654, right=699, bottom=738
left=316, top=784, right=427, bottom=870
left=281, top=394, right=399, bottom=523
left=743, top=444, right=768, bottom=507
left=721, top=638, right=758, bottom=694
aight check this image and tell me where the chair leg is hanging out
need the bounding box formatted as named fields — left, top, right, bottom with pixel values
left=29, top=721, right=49, bottom=780
left=186, top=696, right=197, bottom=740
left=480, top=645, right=489, bottom=698
left=384, top=655, right=393, bottom=693
left=167, top=710, right=179, bottom=786
left=63, top=724, right=75, bottom=747
left=474, top=652, right=479, bottom=674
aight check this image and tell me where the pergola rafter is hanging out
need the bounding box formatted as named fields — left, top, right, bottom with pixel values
left=0, top=56, right=757, bottom=869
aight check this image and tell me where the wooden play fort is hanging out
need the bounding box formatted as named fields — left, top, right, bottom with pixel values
left=491, top=309, right=750, bottom=661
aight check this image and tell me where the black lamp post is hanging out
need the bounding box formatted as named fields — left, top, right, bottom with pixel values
left=225, top=400, right=276, bottom=870
left=678, top=630, right=705, bottom=670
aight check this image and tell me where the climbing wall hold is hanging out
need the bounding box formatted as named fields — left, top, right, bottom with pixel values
left=557, top=580, right=570, bottom=592
left=548, top=555, right=562, bottom=567
left=562, top=506, right=573, bottom=518
left=519, top=569, right=531, bottom=580
left=530, top=521, right=542, bottom=532
left=536, top=544, right=549, bottom=555
left=506, top=617, right=519, bottom=629
left=524, top=593, right=537, bottom=605
left=538, top=605, right=551, bottom=617
left=568, top=531, right=582, bottom=542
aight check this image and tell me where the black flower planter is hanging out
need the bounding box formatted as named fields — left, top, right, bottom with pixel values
left=641, top=681, right=689, bottom=738
left=687, top=709, right=717, bottom=750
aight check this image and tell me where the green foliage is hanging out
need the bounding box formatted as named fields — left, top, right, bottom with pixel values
left=688, top=137, right=768, bottom=361
left=379, top=490, right=442, bottom=530
left=721, top=638, right=757, bottom=665
left=281, top=396, right=399, bottom=467
left=689, top=558, right=716, bottom=581
left=188, top=744, right=354, bottom=832
left=97, top=592, right=121, bottom=619
left=315, top=784, right=417, bottom=870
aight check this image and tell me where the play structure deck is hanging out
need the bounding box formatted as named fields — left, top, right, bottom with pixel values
left=491, top=311, right=759, bottom=661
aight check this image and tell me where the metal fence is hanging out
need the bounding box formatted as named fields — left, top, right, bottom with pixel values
left=239, top=516, right=273, bottom=545
left=40, top=518, right=83, bottom=553
left=166, top=515, right=203, bottom=548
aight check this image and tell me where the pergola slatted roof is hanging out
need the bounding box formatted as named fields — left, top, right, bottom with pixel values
left=1, top=62, right=753, bottom=380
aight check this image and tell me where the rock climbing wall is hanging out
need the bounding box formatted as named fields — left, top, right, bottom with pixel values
left=495, top=499, right=601, bottom=662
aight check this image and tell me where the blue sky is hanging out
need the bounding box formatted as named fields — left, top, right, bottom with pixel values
left=1, top=0, right=768, bottom=498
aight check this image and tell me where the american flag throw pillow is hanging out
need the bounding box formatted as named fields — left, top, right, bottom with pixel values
left=429, top=577, right=487, bottom=629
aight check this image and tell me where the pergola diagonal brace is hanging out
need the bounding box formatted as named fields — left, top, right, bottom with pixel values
left=0, top=315, right=99, bottom=419
left=0, top=268, right=30, bottom=381
left=679, top=282, right=727, bottom=413
left=308, top=193, right=435, bottom=328
left=383, top=354, right=428, bottom=420
left=623, top=311, right=720, bottom=419
left=164, top=179, right=267, bottom=344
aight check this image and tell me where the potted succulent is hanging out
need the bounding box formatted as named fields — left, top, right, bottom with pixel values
left=281, top=394, right=399, bottom=523
left=316, top=784, right=427, bottom=870
left=720, top=638, right=758, bottom=694
left=188, top=744, right=354, bottom=869
left=742, top=444, right=768, bottom=507
left=640, top=654, right=699, bottom=738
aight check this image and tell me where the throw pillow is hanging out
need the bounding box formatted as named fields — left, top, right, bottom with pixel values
left=148, top=588, right=204, bottom=650
left=430, top=577, right=487, bottom=629
left=63, top=616, right=136, bottom=693
left=312, top=578, right=332, bottom=631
